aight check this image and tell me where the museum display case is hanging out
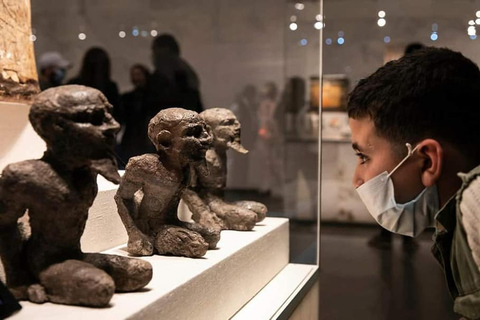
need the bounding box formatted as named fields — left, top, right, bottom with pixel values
left=319, top=0, right=480, bottom=224
left=0, top=0, right=321, bottom=318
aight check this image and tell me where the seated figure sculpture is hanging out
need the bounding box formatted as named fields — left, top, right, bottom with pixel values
left=115, top=108, right=220, bottom=258
left=0, top=85, right=152, bottom=307
left=182, top=108, right=267, bottom=231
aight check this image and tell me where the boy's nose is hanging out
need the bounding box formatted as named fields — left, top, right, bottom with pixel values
left=353, top=173, right=364, bottom=189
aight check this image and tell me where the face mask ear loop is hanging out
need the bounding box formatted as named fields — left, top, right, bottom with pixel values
left=386, top=143, right=420, bottom=180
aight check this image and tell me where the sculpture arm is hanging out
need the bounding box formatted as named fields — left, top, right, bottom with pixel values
left=114, top=166, right=153, bottom=256
left=0, top=169, right=32, bottom=296
left=114, top=181, right=141, bottom=235
left=181, top=188, right=209, bottom=222
left=182, top=165, right=216, bottom=223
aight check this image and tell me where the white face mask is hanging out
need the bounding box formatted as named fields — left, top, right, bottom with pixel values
left=356, top=143, right=439, bottom=237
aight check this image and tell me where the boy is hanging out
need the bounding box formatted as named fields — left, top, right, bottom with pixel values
left=348, top=47, right=480, bottom=319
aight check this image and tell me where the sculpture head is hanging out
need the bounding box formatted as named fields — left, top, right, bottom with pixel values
left=148, top=108, right=212, bottom=166
left=200, top=108, right=248, bottom=154
left=29, top=85, right=121, bottom=183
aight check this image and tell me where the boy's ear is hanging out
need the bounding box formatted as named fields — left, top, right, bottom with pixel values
left=418, top=139, right=443, bottom=187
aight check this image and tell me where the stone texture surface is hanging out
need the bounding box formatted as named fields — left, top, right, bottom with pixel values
left=115, top=108, right=220, bottom=258
left=9, top=217, right=290, bottom=320
left=0, top=85, right=152, bottom=307
left=183, top=108, right=267, bottom=231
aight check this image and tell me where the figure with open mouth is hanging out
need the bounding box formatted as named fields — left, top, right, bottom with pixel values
left=183, top=108, right=268, bottom=231
left=115, top=108, right=220, bottom=258
left=0, top=85, right=152, bottom=307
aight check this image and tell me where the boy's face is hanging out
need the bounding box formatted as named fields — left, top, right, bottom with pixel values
left=349, top=117, right=425, bottom=204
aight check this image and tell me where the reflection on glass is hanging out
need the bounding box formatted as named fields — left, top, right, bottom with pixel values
left=31, top=0, right=321, bottom=267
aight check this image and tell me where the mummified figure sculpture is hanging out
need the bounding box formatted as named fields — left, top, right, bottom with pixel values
left=115, top=108, right=220, bottom=258
left=0, top=85, right=152, bottom=307
left=182, top=108, right=267, bottom=231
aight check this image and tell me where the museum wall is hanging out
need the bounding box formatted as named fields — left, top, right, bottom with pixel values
left=323, top=0, right=480, bottom=87
left=36, top=0, right=480, bottom=110
left=31, top=0, right=290, bottom=108
left=29, top=0, right=322, bottom=198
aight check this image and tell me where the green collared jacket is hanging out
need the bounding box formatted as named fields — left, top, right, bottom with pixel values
left=432, top=165, right=480, bottom=320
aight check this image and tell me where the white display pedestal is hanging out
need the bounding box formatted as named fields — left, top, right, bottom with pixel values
left=0, top=130, right=319, bottom=319
left=11, top=217, right=317, bottom=320
left=233, top=263, right=318, bottom=319
left=80, top=176, right=128, bottom=252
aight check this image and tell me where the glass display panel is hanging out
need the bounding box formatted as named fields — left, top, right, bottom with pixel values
left=31, top=0, right=322, bottom=266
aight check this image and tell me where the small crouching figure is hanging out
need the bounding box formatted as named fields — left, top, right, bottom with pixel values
left=182, top=108, right=267, bottom=231
left=0, top=85, right=152, bottom=307
left=115, top=108, right=221, bottom=258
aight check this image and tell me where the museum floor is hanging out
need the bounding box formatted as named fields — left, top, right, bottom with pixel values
left=225, top=190, right=458, bottom=319
left=319, top=224, right=459, bottom=320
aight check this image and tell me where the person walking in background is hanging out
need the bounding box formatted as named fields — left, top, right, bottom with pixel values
left=68, top=47, right=120, bottom=118
left=279, top=77, right=306, bottom=136
left=230, top=85, right=259, bottom=151
left=116, top=64, right=154, bottom=167
left=256, top=81, right=285, bottom=196
left=148, top=34, right=203, bottom=114
left=38, top=51, right=72, bottom=91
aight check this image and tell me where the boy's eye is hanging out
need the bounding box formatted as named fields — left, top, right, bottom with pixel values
left=355, top=152, right=368, bottom=164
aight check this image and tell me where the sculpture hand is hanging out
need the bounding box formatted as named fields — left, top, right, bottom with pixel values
left=214, top=206, right=256, bottom=231
left=198, top=210, right=225, bottom=231
left=127, top=232, right=154, bottom=256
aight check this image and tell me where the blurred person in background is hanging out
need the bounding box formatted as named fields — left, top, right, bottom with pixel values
left=256, top=81, right=284, bottom=196
left=68, top=47, right=120, bottom=118
left=280, top=77, right=306, bottom=136
left=38, top=51, right=72, bottom=91
left=229, top=84, right=259, bottom=188
left=116, top=64, right=154, bottom=167
left=230, top=84, right=259, bottom=151
left=148, top=34, right=203, bottom=114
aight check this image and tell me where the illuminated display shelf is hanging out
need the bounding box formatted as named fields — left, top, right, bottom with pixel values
left=9, top=177, right=318, bottom=320
left=0, top=100, right=319, bottom=319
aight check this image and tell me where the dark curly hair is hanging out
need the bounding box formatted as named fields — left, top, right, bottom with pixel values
left=347, top=47, right=480, bottom=162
